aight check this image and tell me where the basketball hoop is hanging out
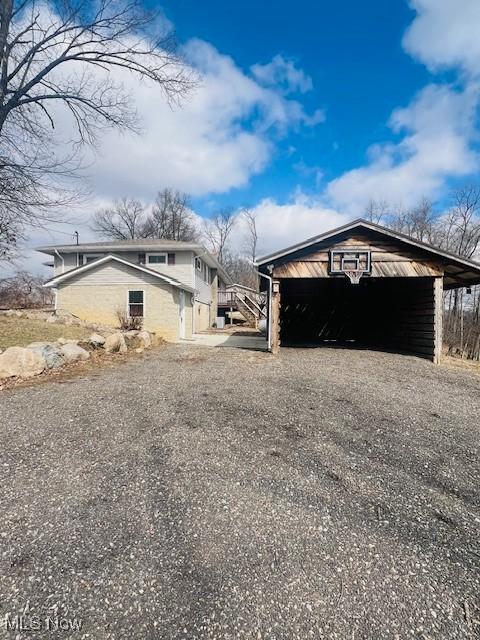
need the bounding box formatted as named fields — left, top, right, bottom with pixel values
left=344, top=269, right=363, bottom=285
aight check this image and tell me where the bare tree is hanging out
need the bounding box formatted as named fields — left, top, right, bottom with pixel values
left=365, top=199, right=389, bottom=224
left=0, top=0, right=194, bottom=260
left=142, top=189, right=199, bottom=241
left=240, top=207, right=259, bottom=289
left=390, top=198, right=439, bottom=244
left=0, top=270, right=54, bottom=307
left=203, top=208, right=237, bottom=264
left=441, top=185, right=480, bottom=258
left=0, top=207, right=22, bottom=261
left=242, top=208, right=258, bottom=263
left=92, top=197, right=146, bottom=240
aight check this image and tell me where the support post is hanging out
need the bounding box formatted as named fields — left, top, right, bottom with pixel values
left=433, top=276, right=443, bottom=364
left=271, top=280, right=281, bottom=354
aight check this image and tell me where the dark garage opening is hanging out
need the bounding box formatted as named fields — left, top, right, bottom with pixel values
left=280, top=277, right=436, bottom=358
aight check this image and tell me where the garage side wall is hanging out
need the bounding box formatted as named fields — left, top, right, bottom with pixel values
left=374, top=277, right=439, bottom=360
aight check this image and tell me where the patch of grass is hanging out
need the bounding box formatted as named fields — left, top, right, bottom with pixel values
left=0, top=317, right=90, bottom=350
left=442, top=355, right=480, bottom=375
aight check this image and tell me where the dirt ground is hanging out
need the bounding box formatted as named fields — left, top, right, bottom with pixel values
left=0, top=343, right=479, bottom=639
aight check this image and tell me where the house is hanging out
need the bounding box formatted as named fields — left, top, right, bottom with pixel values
left=38, top=240, right=232, bottom=341
left=257, top=219, right=480, bottom=362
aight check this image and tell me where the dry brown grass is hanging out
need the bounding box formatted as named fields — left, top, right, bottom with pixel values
left=0, top=317, right=90, bottom=350
left=442, top=355, right=480, bottom=375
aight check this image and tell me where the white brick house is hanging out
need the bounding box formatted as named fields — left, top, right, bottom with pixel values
left=38, top=240, right=231, bottom=341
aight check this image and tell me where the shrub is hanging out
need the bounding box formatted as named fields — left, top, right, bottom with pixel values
left=116, top=309, right=143, bottom=331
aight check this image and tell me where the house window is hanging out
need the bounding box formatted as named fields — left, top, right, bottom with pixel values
left=83, top=253, right=104, bottom=264
left=147, top=253, right=167, bottom=265
left=128, top=290, right=144, bottom=317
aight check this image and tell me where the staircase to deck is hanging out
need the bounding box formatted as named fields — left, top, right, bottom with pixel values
left=217, top=286, right=267, bottom=327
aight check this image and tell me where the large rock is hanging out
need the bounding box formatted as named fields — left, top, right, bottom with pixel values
left=60, top=343, right=90, bottom=363
left=57, top=337, right=79, bottom=345
left=89, top=333, right=106, bottom=347
left=137, top=330, right=152, bottom=349
left=104, top=333, right=127, bottom=354
left=27, top=342, right=65, bottom=369
left=0, top=347, right=46, bottom=379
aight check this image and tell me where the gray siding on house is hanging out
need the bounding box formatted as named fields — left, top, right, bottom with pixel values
left=195, top=269, right=213, bottom=305
left=61, top=261, right=171, bottom=287
left=54, top=253, right=78, bottom=274
left=54, top=250, right=195, bottom=289
left=148, top=250, right=194, bottom=289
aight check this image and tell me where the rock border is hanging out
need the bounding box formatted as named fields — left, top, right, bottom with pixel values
left=0, top=318, right=155, bottom=384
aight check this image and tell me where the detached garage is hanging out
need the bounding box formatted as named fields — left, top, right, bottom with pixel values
left=257, top=219, right=480, bottom=362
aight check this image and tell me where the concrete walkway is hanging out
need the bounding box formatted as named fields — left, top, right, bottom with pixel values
left=182, top=332, right=267, bottom=350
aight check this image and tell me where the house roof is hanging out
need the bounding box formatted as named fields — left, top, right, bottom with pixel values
left=256, top=218, right=480, bottom=289
left=43, top=254, right=195, bottom=292
left=36, top=238, right=232, bottom=285
left=37, top=238, right=199, bottom=252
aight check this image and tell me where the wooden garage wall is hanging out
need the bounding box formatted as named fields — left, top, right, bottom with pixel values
left=267, top=229, right=445, bottom=361
left=373, top=277, right=439, bottom=360
left=272, top=233, right=443, bottom=279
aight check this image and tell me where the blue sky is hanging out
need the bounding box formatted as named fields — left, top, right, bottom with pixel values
left=160, top=0, right=432, bottom=210
left=13, top=0, right=480, bottom=271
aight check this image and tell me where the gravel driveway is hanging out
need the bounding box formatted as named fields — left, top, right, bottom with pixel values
left=0, top=343, right=479, bottom=639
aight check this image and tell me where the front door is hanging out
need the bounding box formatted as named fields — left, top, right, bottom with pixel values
left=179, top=290, right=186, bottom=339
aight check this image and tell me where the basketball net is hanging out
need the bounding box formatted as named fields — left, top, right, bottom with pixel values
left=344, top=269, right=363, bottom=285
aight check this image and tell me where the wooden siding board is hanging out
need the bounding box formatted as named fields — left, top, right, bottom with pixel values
left=270, top=230, right=445, bottom=280
left=274, top=261, right=442, bottom=278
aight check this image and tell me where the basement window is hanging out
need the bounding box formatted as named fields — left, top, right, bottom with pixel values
left=128, top=290, right=144, bottom=318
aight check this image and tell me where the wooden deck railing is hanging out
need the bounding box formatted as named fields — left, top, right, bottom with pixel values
left=217, top=290, right=237, bottom=306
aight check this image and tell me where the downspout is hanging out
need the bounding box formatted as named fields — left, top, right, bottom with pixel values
left=192, top=253, right=196, bottom=334
left=54, top=249, right=65, bottom=274
left=53, top=251, right=64, bottom=317
left=257, top=270, right=273, bottom=352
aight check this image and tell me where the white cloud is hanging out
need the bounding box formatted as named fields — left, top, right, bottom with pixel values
left=326, top=83, right=479, bottom=214
left=82, top=39, right=324, bottom=200
left=403, top=0, right=480, bottom=77
left=246, top=196, right=349, bottom=257
left=251, top=54, right=313, bottom=94
left=321, top=0, right=480, bottom=215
